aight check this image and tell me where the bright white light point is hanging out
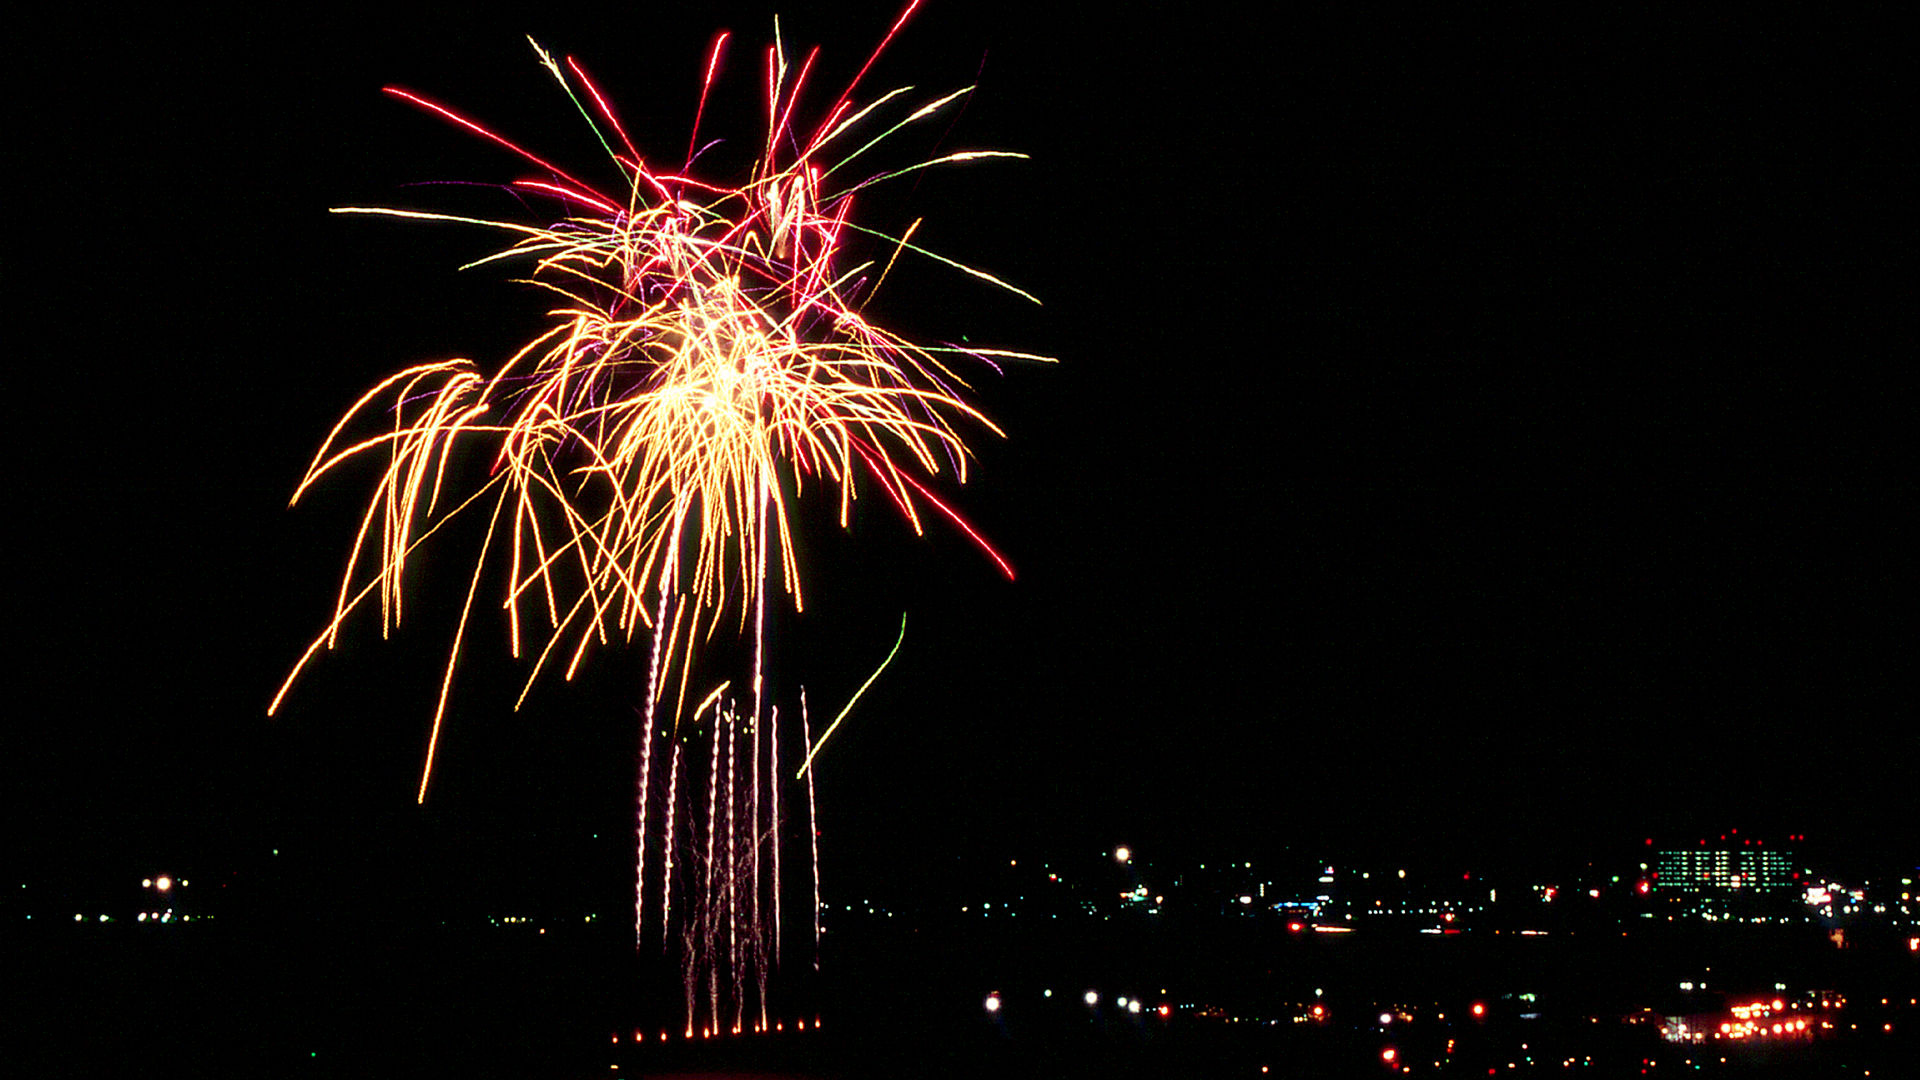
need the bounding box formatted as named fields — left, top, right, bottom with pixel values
left=1084, top=991, right=1099, bottom=1006
left=1380, top=1013, right=1393, bottom=1025
left=1128, top=1000, right=1142, bottom=1014
left=1114, top=846, right=1130, bottom=863
left=1044, top=989, right=1053, bottom=998
left=984, top=994, right=1001, bottom=1013
left=155, top=876, right=173, bottom=892
left=142, top=878, right=152, bottom=888
left=1117, top=996, right=1129, bottom=1008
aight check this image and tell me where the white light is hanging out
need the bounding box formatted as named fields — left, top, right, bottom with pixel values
left=1117, top=996, right=1129, bottom=1008
left=1380, top=1013, right=1393, bottom=1025
left=1128, top=1000, right=1142, bottom=1015
left=1114, top=847, right=1131, bottom=864
left=984, top=994, right=1001, bottom=1013
left=1084, top=991, right=1099, bottom=1007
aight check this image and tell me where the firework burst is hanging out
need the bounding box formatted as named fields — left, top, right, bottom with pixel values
left=271, top=2, right=1043, bottom=1039
left=272, top=7, right=1044, bottom=792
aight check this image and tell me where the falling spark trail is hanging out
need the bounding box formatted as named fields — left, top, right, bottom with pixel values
left=798, top=614, right=907, bottom=778
left=726, top=711, right=740, bottom=1033
left=771, top=703, right=782, bottom=958
left=662, top=739, right=680, bottom=948
left=803, top=690, right=821, bottom=971
left=706, top=712, right=721, bottom=1028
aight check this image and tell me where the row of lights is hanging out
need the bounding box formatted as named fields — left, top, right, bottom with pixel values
left=609, top=1018, right=820, bottom=1043
left=984, top=989, right=1171, bottom=1018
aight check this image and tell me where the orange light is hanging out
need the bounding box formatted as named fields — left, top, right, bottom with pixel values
left=1382, top=1047, right=1398, bottom=1063
left=1471, top=1003, right=1486, bottom=1017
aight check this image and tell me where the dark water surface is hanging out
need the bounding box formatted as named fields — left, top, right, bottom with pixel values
left=12, top=913, right=1915, bottom=1078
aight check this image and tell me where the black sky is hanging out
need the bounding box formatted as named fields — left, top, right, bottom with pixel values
left=10, top=4, right=1914, bottom=902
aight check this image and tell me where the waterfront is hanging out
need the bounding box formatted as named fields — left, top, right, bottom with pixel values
left=16, top=880, right=1914, bottom=1078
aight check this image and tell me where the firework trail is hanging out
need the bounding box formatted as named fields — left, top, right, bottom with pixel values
left=272, top=1, right=1044, bottom=1038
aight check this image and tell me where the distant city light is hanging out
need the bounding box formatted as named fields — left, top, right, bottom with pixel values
left=1084, top=991, right=1099, bottom=1006
left=984, top=993, right=1001, bottom=1013
left=1114, top=847, right=1131, bottom=864
left=155, top=876, right=172, bottom=892
left=1127, top=1000, right=1142, bottom=1015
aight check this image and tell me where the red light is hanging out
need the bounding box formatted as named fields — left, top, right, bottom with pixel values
left=1471, top=1002, right=1486, bottom=1018
left=1382, top=1047, right=1398, bottom=1063
left=1288, top=921, right=1304, bottom=933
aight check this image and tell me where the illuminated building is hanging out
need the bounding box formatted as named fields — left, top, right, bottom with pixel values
left=1652, top=840, right=1796, bottom=895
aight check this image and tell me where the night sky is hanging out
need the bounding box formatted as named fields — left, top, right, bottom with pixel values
left=12, top=4, right=1913, bottom=909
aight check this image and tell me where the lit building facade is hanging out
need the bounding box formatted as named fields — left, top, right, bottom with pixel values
left=1652, top=845, right=1796, bottom=895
